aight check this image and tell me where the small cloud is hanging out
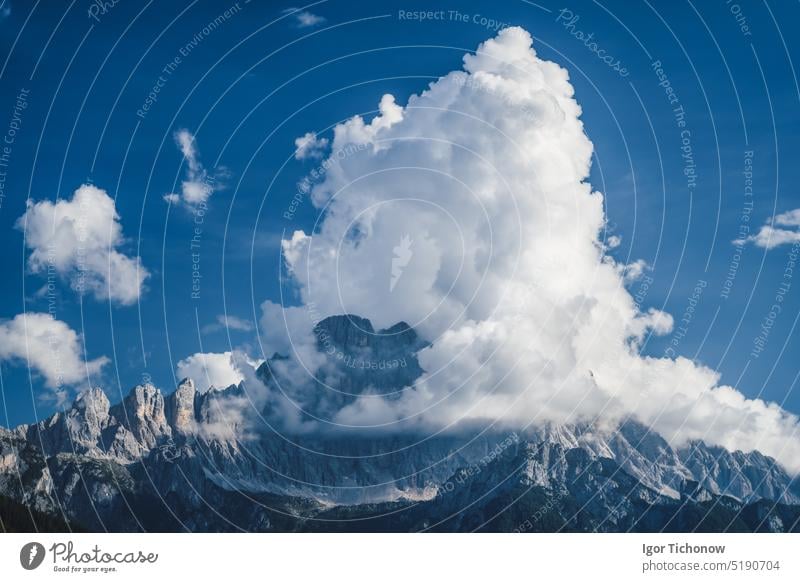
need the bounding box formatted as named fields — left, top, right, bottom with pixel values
left=622, top=259, right=649, bottom=283
left=606, top=234, right=622, bottom=249
left=282, top=7, right=325, bottom=28
left=0, top=2, right=11, bottom=20
left=202, top=314, right=255, bottom=335
left=294, top=131, right=329, bottom=160
left=17, top=184, right=149, bottom=305
left=738, top=208, right=800, bottom=249
left=775, top=208, right=800, bottom=227
left=165, top=129, right=224, bottom=208
left=175, top=351, right=244, bottom=393
left=0, top=312, right=108, bottom=397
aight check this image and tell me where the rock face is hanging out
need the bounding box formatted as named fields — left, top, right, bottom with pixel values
left=112, top=384, right=171, bottom=451
left=166, top=378, right=197, bottom=435
left=678, top=441, right=799, bottom=504
left=1, top=315, right=799, bottom=532
left=308, top=314, right=428, bottom=401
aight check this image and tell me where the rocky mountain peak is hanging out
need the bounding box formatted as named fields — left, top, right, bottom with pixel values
left=74, top=386, right=110, bottom=411
left=312, top=315, right=426, bottom=353
left=167, top=378, right=197, bottom=435
left=72, top=387, right=111, bottom=430
left=248, top=315, right=430, bottom=411
left=677, top=440, right=800, bottom=504
left=111, top=383, right=171, bottom=450
left=314, top=314, right=374, bottom=350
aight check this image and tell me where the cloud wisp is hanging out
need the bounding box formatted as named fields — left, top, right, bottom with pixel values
left=282, top=7, right=325, bottom=28
left=294, top=132, right=329, bottom=160
left=164, top=129, right=223, bottom=208
left=202, top=314, right=256, bottom=335
left=739, top=208, right=800, bottom=249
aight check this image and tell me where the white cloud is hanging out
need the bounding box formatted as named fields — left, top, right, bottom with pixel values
left=743, top=226, right=800, bottom=249
left=0, top=313, right=108, bottom=393
left=321, top=94, right=402, bottom=161
left=176, top=351, right=245, bottom=393
left=294, top=132, right=329, bottom=160
left=775, top=208, right=800, bottom=227
left=202, top=314, right=255, bottom=335
left=739, top=208, right=800, bottom=249
left=283, top=7, right=325, bottom=28
left=622, top=259, right=649, bottom=283
left=164, top=129, right=222, bottom=207
left=17, top=184, right=149, bottom=305
left=174, top=352, right=269, bottom=439
left=257, top=28, right=800, bottom=472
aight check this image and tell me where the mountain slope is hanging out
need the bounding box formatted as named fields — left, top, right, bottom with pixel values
left=1, top=315, right=798, bottom=532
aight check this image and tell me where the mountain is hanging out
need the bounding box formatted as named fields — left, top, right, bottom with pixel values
left=1, top=315, right=799, bottom=532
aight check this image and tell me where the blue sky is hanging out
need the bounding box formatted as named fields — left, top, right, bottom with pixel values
left=1, top=0, right=799, bottom=431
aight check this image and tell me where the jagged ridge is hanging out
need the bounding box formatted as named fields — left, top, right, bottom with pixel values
left=1, top=315, right=799, bottom=531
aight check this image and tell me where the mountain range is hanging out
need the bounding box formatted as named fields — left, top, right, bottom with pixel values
left=1, top=315, right=799, bottom=532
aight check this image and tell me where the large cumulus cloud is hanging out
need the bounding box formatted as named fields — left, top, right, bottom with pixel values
left=258, top=28, right=800, bottom=471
